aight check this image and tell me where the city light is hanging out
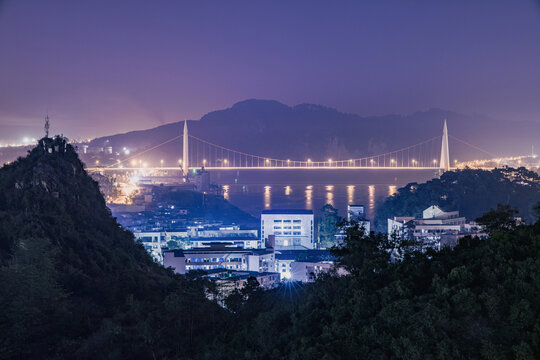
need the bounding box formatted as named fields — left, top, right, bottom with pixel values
left=131, top=160, right=137, bottom=166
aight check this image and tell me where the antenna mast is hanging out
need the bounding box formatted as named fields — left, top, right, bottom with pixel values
left=44, top=114, right=50, bottom=138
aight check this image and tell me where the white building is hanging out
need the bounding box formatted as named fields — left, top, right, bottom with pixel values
left=387, top=205, right=481, bottom=250
left=163, top=243, right=275, bottom=274
left=261, top=209, right=314, bottom=250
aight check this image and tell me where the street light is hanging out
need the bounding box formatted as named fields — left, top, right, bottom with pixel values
left=160, top=159, right=164, bottom=167
left=328, top=158, right=332, bottom=166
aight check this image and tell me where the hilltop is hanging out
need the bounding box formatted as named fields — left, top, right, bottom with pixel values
left=0, top=137, right=224, bottom=359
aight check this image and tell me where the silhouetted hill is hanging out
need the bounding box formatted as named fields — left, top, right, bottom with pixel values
left=0, top=137, right=223, bottom=359
left=85, top=99, right=540, bottom=166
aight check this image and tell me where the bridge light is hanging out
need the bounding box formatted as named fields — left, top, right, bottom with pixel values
left=95, top=160, right=99, bottom=165
left=328, top=159, right=332, bottom=165
left=307, top=158, right=311, bottom=163
left=131, top=160, right=137, bottom=166
left=160, top=159, right=164, bottom=166
left=203, top=159, right=207, bottom=165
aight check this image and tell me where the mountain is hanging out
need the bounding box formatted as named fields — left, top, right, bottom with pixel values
left=85, top=99, right=540, bottom=166
left=0, top=137, right=224, bottom=359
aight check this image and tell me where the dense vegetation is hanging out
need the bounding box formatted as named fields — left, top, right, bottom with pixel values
left=1, top=139, right=539, bottom=359
left=375, top=167, right=540, bottom=232
left=207, top=215, right=540, bottom=359
left=0, top=138, right=225, bottom=359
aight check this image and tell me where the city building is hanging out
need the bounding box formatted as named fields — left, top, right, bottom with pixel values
left=387, top=205, right=484, bottom=250
left=163, top=243, right=275, bottom=274
left=346, top=204, right=370, bottom=233
left=261, top=209, right=314, bottom=249
left=347, top=204, right=366, bottom=221
left=205, top=269, right=281, bottom=292
left=274, top=250, right=347, bottom=282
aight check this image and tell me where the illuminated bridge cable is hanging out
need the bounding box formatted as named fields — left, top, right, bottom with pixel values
left=449, top=135, right=498, bottom=158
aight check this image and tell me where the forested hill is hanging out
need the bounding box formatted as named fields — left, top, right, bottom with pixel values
left=0, top=137, right=224, bottom=359
left=375, top=167, right=540, bottom=232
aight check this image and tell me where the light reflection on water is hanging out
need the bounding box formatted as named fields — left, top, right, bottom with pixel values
left=223, top=183, right=394, bottom=221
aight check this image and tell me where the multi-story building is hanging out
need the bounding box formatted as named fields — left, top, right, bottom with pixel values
left=387, top=205, right=483, bottom=250
left=261, top=209, right=314, bottom=249
left=163, top=243, right=275, bottom=274
left=346, top=204, right=370, bottom=234
left=274, top=250, right=348, bottom=282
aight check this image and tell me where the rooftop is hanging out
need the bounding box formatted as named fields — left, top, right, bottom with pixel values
left=262, top=209, right=313, bottom=215
left=275, top=249, right=335, bottom=262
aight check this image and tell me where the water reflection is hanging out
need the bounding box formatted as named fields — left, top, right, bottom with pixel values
left=368, top=185, right=375, bottom=214
left=284, top=185, right=292, bottom=196
left=223, top=185, right=229, bottom=200
left=388, top=185, right=397, bottom=197
left=264, top=185, right=271, bottom=208
left=305, top=185, right=313, bottom=209
left=325, top=185, right=334, bottom=207
left=347, top=185, right=355, bottom=204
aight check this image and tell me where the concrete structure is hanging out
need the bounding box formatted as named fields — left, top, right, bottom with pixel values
left=182, top=120, right=189, bottom=176
left=346, top=204, right=370, bottom=234
left=163, top=243, right=275, bottom=274
left=347, top=204, right=366, bottom=221
left=261, top=209, right=314, bottom=250
left=440, top=119, right=450, bottom=171
left=134, top=228, right=262, bottom=258
left=387, top=205, right=482, bottom=250
left=274, top=250, right=347, bottom=282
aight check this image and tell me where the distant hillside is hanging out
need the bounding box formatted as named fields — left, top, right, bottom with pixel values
left=375, top=167, right=540, bottom=232
left=85, top=99, right=540, bottom=166
left=0, top=137, right=224, bottom=359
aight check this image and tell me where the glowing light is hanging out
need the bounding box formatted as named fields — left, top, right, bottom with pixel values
left=95, top=160, right=100, bottom=165
left=131, top=160, right=137, bottom=166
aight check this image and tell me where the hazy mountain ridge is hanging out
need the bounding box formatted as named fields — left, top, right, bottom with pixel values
left=85, top=99, right=540, bottom=165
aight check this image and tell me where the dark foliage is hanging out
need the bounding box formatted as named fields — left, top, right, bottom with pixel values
left=205, top=208, right=540, bottom=359
left=375, top=167, right=540, bottom=232
left=0, top=137, right=226, bottom=359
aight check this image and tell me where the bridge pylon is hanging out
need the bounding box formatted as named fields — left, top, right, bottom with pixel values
left=439, top=119, right=450, bottom=171
left=182, top=120, right=189, bottom=176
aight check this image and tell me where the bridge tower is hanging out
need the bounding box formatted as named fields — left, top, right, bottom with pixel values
left=182, top=120, right=189, bottom=175
left=439, top=119, right=450, bottom=171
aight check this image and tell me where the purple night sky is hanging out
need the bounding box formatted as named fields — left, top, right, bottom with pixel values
left=1, top=0, right=539, bottom=142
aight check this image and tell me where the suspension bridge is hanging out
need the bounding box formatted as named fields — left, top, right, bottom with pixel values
left=88, top=120, right=457, bottom=173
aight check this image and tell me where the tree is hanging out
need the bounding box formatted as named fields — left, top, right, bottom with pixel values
left=476, top=203, right=519, bottom=233
left=317, top=204, right=340, bottom=249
